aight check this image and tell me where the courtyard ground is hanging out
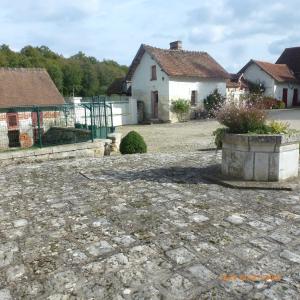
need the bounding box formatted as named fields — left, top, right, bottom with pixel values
left=117, top=108, right=300, bottom=153
left=0, top=151, right=300, bottom=299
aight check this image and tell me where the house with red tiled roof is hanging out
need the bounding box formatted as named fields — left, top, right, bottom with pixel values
left=238, top=59, right=300, bottom=107
left=0, top=68, right=65, bottom=149
left=126, top=41, right=229, bottom=122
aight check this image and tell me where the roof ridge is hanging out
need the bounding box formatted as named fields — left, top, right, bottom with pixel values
left=253, top=59, right=275, bottom=65
left=0, top=67, right=47, bottom=72
left=284, top=46, right=300, bottom=50
left=143, top=44, right=208, bottom=55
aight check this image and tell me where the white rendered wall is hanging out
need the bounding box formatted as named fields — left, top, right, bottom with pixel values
left=131, top=52, right=170, bottom=121
left=274, top=83, right=300, bottom=108
left=169, top=78, right=226, bottom=105
left=242, top=63, right=275, bottom=97
left=110, top=98, right=138, bottom=126
left=74, top=98, right=138, bottom=127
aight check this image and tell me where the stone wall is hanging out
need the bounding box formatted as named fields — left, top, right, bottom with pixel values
left=0, top=140, right=111, bottom=166
left=222, top=134, right=300, bottom=181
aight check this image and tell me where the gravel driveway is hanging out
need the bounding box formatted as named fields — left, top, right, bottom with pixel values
left=117, top=109, right=300, bottom=153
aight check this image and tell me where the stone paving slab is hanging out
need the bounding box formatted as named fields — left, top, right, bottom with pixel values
left=0, top=152, right=300, bottom=299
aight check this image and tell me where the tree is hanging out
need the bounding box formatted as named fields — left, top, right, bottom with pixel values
left=0, top=44, right=128, bottom=96
left=46, top=63, right=64, bottom=92
left=81, top=63, right=99, bottom=96
left=62, top=62, right=83, bottom=96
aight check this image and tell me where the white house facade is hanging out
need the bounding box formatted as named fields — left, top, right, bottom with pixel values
left=239, top=60, right=300, bottom=107
left=226, top=74, right=249, bottom=102
left=127, top=41, right=229, bottom=122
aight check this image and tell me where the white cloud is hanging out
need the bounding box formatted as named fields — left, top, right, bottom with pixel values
left=0, top=0, right=298, bottom=71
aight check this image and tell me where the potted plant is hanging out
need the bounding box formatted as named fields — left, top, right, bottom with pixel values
left=214, top=101, right=299, bottom=181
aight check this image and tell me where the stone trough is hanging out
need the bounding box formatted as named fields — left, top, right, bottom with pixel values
left=222, top=133, right=300, bottom=181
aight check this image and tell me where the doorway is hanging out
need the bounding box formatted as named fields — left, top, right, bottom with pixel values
left=8, top=130, right=21, bottom=148
left=293, top=89, right=299, bottom=106
left=282, top=88, right=288, bottom=107
left=151, top=91, right=158, bottom=118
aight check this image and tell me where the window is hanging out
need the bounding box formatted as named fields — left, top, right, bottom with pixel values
left=191, top=90, right=197, bottom=106
left=151, top=65, right=157, bottom=80
left=7, top=113, right=18, bottom=128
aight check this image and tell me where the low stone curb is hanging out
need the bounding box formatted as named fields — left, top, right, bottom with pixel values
left=0, top=139, right=111, bottom=166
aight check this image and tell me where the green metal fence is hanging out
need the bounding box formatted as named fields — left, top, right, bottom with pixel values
left=0, top=97, right=114, bottom=151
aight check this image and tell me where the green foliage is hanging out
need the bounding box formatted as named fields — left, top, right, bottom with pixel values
left=248, top=81, right=265, bottom=94
left=120, top=131, right=147, bottom=154
left=267, top=120, right=290, bottom=134
left=276, top=101, right=286, bottom=109
left=203, top=89, right=225, bottom=116
left=171, top=99, right=190, bottom=122
left=0, top=44, right=128, bottom=97
left=213, top=128, right=228, bottom=149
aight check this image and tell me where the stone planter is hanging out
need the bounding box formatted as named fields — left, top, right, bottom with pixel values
left=222, top=133, right=300, bottom=181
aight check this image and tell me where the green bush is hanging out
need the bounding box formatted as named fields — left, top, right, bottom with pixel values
left=203, top=89, right=225, bottom=116
left=171, top=99, right=190, bottom=122
left=213, top=128, right=228, bottom=149
left=119, top=131, right=147, bottom=154
left=268, top=120, right=290, bottom=134
left=276, top=101, right=286, bottom=109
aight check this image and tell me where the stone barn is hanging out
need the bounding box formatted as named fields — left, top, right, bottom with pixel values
left=0, top=68, right=65, bottom=149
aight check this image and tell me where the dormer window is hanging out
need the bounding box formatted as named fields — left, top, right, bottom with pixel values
left=151, top=65, right=157, bottom=80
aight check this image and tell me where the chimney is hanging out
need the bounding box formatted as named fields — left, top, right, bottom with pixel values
left=169, top=41, right=182, bottom=50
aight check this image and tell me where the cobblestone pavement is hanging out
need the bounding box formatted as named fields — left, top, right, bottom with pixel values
left=0, top=152, right=300, bottom=299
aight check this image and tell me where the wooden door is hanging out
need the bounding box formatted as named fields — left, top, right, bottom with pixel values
left=282, top=88, right=288, bottom=106
left=151, top=91, right=158, bottom=118
left=293, top=89, right=299, bottom=106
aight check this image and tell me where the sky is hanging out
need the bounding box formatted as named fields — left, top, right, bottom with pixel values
left=0, top=0, right=299, bottom=73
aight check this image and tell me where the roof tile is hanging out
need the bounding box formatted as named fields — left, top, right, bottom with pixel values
left=0, top=68, right=65, bottom=108
left=127, top=44, right=229, bottom=80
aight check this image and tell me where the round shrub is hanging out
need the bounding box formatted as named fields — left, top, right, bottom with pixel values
left=120, top=131, right=147, bottom=154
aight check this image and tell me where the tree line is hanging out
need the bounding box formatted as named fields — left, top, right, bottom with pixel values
left=0, top=44, right=128, bottom=97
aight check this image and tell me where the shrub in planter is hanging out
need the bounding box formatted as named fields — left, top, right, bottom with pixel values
left=120, top=131, right=147, bottom=154
left=203, top=89, right=225, bottom=116
left=171, top=99, right=190, bottom=122
left=215, top=101, right=267, bottom=134
left=215, top=99, right=299, bottom=182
